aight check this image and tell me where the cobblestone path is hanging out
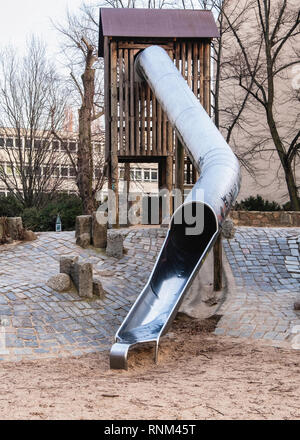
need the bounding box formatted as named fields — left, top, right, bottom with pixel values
left=0, top=226, right=299, bottom=362
left=0, top=228, right=166, bottom=361
left=216, top=227, right=300, bottom=345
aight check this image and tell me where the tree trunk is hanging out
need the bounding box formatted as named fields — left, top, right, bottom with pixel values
left=266, top=109, right=300, bottom=211
left=77, top=62, right=96, bottom=214
left=284, top=161, right=300, bottom=211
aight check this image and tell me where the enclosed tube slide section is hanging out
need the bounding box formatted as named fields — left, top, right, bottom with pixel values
left=110, top=46, right=241, bottom=369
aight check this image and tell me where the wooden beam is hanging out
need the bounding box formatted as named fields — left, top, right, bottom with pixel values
left=175, top=139, right=184, bottom=196
left=118, top=47, right=124, bottom=156
left=213, top=234, right=222, bottom=291
left=110, top=40, right=119, bottom=227
left=104, top=37, right=110, bottom=165
left=124, top=49, right=130, bottom=155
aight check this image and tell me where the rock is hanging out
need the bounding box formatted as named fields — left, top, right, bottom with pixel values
left=222, top=218, right=236, bottom=239
left=294, top=301, right=300, bottom=311
left=23, top=230, right=37, bottom=241
left=93, top=278, right=105, bottom=298
left=46, top=273, right=71, bottom=292
left=75, top=215, right=92, bottom=248
left=92, top=212, right=107, bottom=248
left=7, top=217, right=23, bottom=240
left=71, top=261, right=93, bottom=298
left=60, top=256, right=79, bottom=275
left=75, top=215, right=92, bottom=237
left=106, top=231, right=124, bottom=258
left=76, top=232, right=91, bottom=249
left=60, top=256, right=93, bottom=298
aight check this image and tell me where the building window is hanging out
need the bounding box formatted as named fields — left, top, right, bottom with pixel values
left=34, top=140, right=41, bottom=150
left=69, top=167, right=76, bottom=177
left=53, top=141, right=60, bottom=151
left=69, top=142, right=77, bottom=152
left=135, top=169, right=142, bottom=181
left=6, top=138, right=13, bottom=148
left=119, top=167, right=125, bottom=180
left=52, top=167, right=59, bottom=177
left=151, top=169, right=158, bottom=182
left=25, top=139, right=32, bottom=149
left=15, top=139, right=22, bottom=148
left=144, top=170, right=150, bottom=181
left=61, top=167, right=68, bottom=177
left=0, top=138, right=4, bottom=146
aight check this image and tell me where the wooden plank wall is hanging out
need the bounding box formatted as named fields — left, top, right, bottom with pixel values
left=107, top=39, right=211, bottom=166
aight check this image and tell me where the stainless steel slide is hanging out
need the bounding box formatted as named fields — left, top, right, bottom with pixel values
left=110, top=46, right=241, bottom=369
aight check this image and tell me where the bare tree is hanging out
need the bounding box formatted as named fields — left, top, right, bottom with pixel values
left=0, top=38, right=67, bottom=208
left=54, top=6, right=106, bottom=214
left=223, top=0, right=300, bottom=210
left=178, top=1, right=256, bottom=175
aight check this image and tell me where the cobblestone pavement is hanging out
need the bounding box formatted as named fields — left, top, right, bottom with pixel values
left=0, top=228, right=166, bottom=362
left=0, top=226, right=299, bottom=362
left=216, top=227, right=300, bottom=345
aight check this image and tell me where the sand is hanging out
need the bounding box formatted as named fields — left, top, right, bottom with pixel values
left=0, top=315, right=299, bottom=420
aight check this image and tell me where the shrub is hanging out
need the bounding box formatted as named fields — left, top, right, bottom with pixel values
left=38, top=193, right=83, bottom=231
left=0, top=194, right=23, bottom=217
left=282, top=198, right=300, bottom=211
left=0, top=193, right=83, bottom=232
left=234, top=195, right=282, bottom=211
left=22, top=207, right=42, bottom=231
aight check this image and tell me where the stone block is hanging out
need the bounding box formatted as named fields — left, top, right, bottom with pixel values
left=222, top=218, right=236, bottom=239
left=106, top=231, right=124, bottom=258
left=71, top=262, right=93, bottom=298
left=46, top=274, right=71, bottom=292
left=93, top=278, right=105, bottom=298
left=76, top=232, right=91, bottom=249
left=75, top=215, right=92, bottom=248
left=7, top=217, right=23, bottom=240
left=92, top=212, right=107, bottom=248
left=75, top=215, right=92, bottom=237
left=60, top=256, right=79, bottom=275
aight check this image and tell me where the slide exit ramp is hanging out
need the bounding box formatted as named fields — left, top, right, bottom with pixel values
left=110, top=46, right=241, bottom=369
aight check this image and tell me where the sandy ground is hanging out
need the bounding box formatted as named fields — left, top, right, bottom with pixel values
left=0, top=315, right=299, bottom=420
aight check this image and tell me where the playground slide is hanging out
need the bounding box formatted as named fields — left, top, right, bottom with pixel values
left=110, top=46, right=241, bottom=369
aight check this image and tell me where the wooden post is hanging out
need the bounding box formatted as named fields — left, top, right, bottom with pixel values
left=204, top=40, right=222, bottom=290
left=158, top=159, right=166, bottom=224
left=166, top=155, right=173, bottom=217
left=110, top=41, right=119, bottom=228
left=192, top=165, right=199, bottom=183
left=175, top=139, right=184, bottom=204
left=213, top=234, right=222, bottom=291
left=104, top=36, right=110, bottom=166
left=122, top=162, right=130, bottom=227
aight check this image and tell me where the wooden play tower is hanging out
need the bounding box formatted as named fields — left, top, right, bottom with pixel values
left=99, top=8, right=223, bottom=288
left=99, top=8, right=219, bottom=202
